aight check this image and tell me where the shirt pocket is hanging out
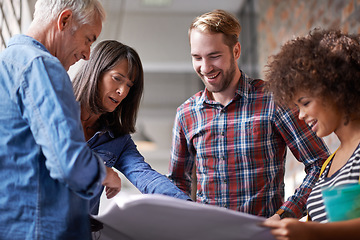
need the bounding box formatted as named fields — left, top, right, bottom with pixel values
left=235, top=117, right=273, bottom=157
left=94, top=150, right=117, bottom=168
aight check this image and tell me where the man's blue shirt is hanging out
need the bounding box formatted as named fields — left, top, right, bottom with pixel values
left=0, top=34, right=106, bottom=240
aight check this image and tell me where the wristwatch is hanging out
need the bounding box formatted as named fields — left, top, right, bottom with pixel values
left=276, top=209, right=295, bottom=219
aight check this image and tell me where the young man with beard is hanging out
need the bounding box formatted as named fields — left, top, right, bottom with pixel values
left=168, top=9, right=330, bottom=220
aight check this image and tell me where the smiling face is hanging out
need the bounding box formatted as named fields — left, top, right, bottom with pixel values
left=97, top=59, right=134, bottom=113
left=190, top=29, right=239, bottom=93
left=294, top=92, right=343, bottom=138
left=57, top=12, right=102, bottom=71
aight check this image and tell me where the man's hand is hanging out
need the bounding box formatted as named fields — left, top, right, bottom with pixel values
left=102, top=167, right=121, bottom=199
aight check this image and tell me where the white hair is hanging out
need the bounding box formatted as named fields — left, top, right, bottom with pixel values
left=33, top=0, right=106, bottom=26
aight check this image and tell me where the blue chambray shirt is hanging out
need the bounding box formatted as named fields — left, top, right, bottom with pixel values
left=88, top=131, right=191, bottom=215
left=0, top=34, right=106, bottom=240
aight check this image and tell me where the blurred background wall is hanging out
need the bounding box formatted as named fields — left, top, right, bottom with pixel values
left=2, top=0, right=360, bottom=209
left=256, top=0, right=359, bottom=198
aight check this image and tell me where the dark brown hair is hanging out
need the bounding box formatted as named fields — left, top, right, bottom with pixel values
left=72, top=40, right=144, bottom=136
left=265, top=28, right=360, bottom=121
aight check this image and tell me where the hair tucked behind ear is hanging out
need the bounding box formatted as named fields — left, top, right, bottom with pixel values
left=72, top=40, right=144, bottom=136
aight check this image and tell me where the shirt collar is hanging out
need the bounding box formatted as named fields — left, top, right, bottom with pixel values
left=95, top=129, right=115, bottom=138
left=236, top=70, right=256, bottom=99
left=87, top=129, right=115, bottom=145
left=8, top=34, right=50, bottom=54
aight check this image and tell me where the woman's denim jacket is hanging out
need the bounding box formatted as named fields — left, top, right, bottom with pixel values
left=88, top=131, right=191, bottom=214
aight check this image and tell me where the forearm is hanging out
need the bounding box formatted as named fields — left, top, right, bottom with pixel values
left=275, top=104, right=329, bottom=200
left=140, top=173, right=191, bottom=200
left=123, top=161, right=190, bottom=200
left=306, top=219, right=360, bottom=240
left=264, top=217, right=360, bottom=240
left=116, top=145, right=190, bottom=199
left=281, top=184, right=312, bottom=218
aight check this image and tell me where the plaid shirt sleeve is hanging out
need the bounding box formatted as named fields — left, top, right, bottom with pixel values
left=274, top=105, right=330, bottom=218
left=168, top=106, right=194, bottom=196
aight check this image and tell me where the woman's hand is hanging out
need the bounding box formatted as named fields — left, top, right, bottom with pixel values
left=262, top=218, right=313, bottom=240
left=102, top=167, right=122, bottom=199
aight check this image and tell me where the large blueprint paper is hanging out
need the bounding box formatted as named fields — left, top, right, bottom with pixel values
left=93, top=194, right=275, bottom=240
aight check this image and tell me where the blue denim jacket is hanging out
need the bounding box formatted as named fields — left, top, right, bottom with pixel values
left=88, top=131, right=191, bottom=214
left=0, top=35, right=106, bottom=240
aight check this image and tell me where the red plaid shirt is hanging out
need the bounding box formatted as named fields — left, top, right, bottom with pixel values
left=169, top=72, right=330, bottom=218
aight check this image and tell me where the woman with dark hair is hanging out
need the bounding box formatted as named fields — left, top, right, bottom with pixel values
left=72, top=40, right=191, bottom=215
left=263, top=29, right=360, bottom=239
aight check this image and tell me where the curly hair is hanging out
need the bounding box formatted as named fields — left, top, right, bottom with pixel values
left=265, top=28, right=360, bottom=121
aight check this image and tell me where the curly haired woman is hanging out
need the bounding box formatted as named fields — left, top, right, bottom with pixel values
left=263, top=29, right=360, bottom=240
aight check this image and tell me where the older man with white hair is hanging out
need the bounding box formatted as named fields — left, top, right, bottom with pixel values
left=0, top=1, right=118, bottom=239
